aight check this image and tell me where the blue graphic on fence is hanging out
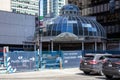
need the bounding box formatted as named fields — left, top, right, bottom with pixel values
left=6, top=51, right=38, bottom=72
left=41, top=51, right=62, bottom=69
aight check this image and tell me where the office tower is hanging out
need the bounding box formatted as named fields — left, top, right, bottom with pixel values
left=68, top=0, right=82, bottom=10
left=81, top=0, right=120, bottom=50
left=43, top=0, right=67, bottom=18
left=0, top=0, right=39, bottom=15
left=0, top=0, right=11, bottom=12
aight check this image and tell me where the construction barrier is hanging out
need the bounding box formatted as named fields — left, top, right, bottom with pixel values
left=4, top=50, right=120, bottom=73
left=6, top=51, right=38, bottom=73
left=6, top=56, right=16, bottom=73
left=82, top=50, right=120, bottom=55
left=62, top=51, right=82, bottom=68
left=41, top=51, right=62, bottom=69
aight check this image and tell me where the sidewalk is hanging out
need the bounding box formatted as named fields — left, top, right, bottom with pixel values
left=0, top=68, right=81, bottom=78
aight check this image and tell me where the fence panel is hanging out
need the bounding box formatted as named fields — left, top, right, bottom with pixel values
left=82, top=50, right=120, bottom=55
left=41, top=51, right=62, bottom=69
left=0, top=52, right=3, bottom=65
left=6, top=51, right=38, bottom=73
left=62, top=51, right=82, bottom=68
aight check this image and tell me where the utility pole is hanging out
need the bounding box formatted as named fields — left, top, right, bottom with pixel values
left=37, top=0, right=43, bottom=68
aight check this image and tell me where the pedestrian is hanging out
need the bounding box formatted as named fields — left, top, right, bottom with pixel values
left=56, top=55, right=62, bottom=69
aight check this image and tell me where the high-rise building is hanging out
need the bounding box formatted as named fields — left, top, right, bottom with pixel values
left=70, top=0, right=120, bottom=50
left=0, top=0, right=39, bottom=15
left=43, top=0, right=67, bottom=18
left=68, top=0, right=82, bottom=10
left=81, top=0, right=120, bottom=50
left=0, top=0, right=11, bottom=12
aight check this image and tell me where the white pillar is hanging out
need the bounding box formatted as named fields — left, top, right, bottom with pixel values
left=95, top=42, right=97, bottom=51
left=103, top=42, right=106, bottom=51
left=48, top=44, right=50, bottom=51
left=39, top=34, right=42, bottom=56
left=82, top=42, right=84, bottom=51
left=34, top=43, right=36, bottom=51
left=51, top=40, right=53, bottom=51
left=59, top=44, right=61, bottom=51
left=119, top=41, right=120, bottom=50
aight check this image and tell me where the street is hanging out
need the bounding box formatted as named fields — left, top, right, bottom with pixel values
left=0, top=68, right=118, bottom=80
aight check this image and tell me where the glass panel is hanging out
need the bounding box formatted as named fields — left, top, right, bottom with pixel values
left=56, top=17, right=63, bottom=34
left=73, top=24, right=78, bottom=35
left=91, top=21, right=99, bottom=36
left=72, top=16, right=76, bottom=20
left=94, top=32, right=97, bottom=36
left=76, top=17, right=83, bottom=36
left=68, top=16, right=71, bottom=20
left=61, top=23, right=67, bottom=32
left=89, top=31, right=93, bottom=36
left=47, top=25, right=52, bottom=36
left=52, top=24, right=57, bottom=36
left=88, top=27, right=92, bottom=31
left=84, top=27, right=88, bottom=36
left=78, top=25, right=83, bottom=36
left=95, top=22, right=102, bottom=37
left=67, top=23, right=73, bottom=33
left=56, top=23, right=61, bottom=35
left=61, top=17, right=67, bottom=33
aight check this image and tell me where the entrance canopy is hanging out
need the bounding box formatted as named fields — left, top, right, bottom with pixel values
left=53, top=32, right=79, bottom=41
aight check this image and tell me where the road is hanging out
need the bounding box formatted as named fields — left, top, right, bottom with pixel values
left=0, top=68, right=119, bottom=80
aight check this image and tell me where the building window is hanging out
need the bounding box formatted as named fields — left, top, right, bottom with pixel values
left=115, top=0, right=120, bottom=9
left=94, top=6, right=97, bottom=14
left=115, top=25, right=119, bottom=32
left=104, top=4, right=107, bottom=11
left=96, top=5, right=99, bottom=13
left=12, top=9, right=16, bottom=12
left=100, top=4, right=103, bottom=12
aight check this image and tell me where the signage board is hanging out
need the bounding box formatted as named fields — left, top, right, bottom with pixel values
left=62, top=51, right=82, bottom=68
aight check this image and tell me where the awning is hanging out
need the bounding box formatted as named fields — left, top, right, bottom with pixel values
left=53, top=32, right=79, bottom=41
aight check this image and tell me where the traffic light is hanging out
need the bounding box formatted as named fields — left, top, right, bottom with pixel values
left=35, top=17, right=39, bottom=27
left=39, top=28, right=43, bottom=34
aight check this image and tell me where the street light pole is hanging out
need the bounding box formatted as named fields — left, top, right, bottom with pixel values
left=39, top=28, right=42, bottom=68
left=38, top=0, right=42, bottom=68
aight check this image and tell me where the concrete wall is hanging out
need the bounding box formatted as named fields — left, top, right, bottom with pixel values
left=0, top=11, right=35, bottom=45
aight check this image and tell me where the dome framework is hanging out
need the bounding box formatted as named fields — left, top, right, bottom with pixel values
left=42, top=4, right=106, bottom=51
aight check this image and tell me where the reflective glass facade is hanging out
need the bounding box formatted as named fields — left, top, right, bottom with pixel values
left=44, top=4, right=106, bottom=39
left=43, top=0, right=66, bottom=17
left=11, top=0, right=39, bottom=15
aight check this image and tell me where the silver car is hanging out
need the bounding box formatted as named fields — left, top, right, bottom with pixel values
left=80, top=53, right=112, bottom=75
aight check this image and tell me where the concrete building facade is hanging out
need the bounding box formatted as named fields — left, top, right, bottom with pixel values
left=0, top=11, right=35, bottom=50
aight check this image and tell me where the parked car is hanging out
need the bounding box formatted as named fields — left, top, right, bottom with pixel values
left=80, top=53, right=112, bottom=75
left=102, top=55, right=120, bottom=79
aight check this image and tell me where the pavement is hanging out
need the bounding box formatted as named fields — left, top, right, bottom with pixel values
left=0, top=68, right=81, bottom=79
left=1, top=68, right=120, bottom=80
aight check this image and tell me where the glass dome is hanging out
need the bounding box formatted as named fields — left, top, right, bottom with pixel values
left=44, top=4, right=106, bottom=39
left=60, top=4, right=80, bottom=15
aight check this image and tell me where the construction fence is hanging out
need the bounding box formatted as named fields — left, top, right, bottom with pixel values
left=3, top=50, right=120, bottom=73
